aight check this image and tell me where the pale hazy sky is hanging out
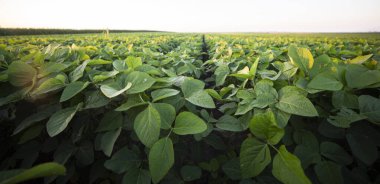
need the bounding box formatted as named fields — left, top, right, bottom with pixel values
left=0, top=0, right=379, bottom=32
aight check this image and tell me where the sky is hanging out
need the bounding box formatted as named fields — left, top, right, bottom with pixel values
left=0, top=0, right=379, bottom=32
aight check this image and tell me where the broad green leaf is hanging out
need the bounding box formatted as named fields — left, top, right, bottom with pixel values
left=185, top=91, right=216, bottom=108
left=113, top=60, right=128, bottom=71
left=332, top=91, right=358, bottom=109
left=222, top=158, right=241, bottom=180
left=60, top=81, right=89, bottom=102
left=84, top=90, right=110, bottom=109
left=38, top=62, right=68, bottom=78
left=96, top=111, right=123, bottom=132
left=215, top=64, right=230, bottom=86
left=345, top=64, right=380, bottom=89
left=115, top=94, right=148, bottom=111
left=122, top=168, right=151, bottom=184
left=180, top=165, right=202, bottom=181
left=309, top=54, right=332, bottom=78
left=314, top=161, right=343, bottom=184
left=275, top=92, right=318, bottom=117
left=216, top=114, right=246, bottom=132
left=7, top=61, right=37, bottom=87
left=126, top=56, right=142, bottom=69
left=87, top=59, right=112, bottom=65
left=151, top=103, right=176, bottom=129
left=31, top=77, right=66, bottom=96
left=249, top=57, right=259, bottom=80
left=288, top=45, right=314, bottom=74
left=69, top=60, right=89, bottom=82
left=358, top=95, right=380, bottom=122
left=125, top=71, right=155, bottom=94
left=272, top=145, right=311, bottom=184
left=249, top=109, right=284, bottom=145
left=307, top=72, right=343, bottom=91
left=151, top=88, right=180, bottom=102
left=104, top=146, right=140, bottom=174
left=181, top=78, right=204, bottom=97
left=92, top=70, right=119, bottom=82
left=346, top=133, right=377, bottom=165
left=0, top=162, right=65, bottom=184
left=173, top=111, right=207, bottom=135
left=327, top=108, right=366, bottom=128
left=100, top=128, right=121, bottom=157
left=240, top=137, right=271, bottom=178
left=46, top=103, right=81, bottom=137
left=100, top=82, right=132, bottom=98
left=13, top=104, right=60, bottom=135
left=252, top=80, right=278, bottom=108
left=134, top=104, right=161, bottom=147
left=294, top=144, right=321, bottom=169
left=149, top=137, right=174, bottom=184
left=320, top=142, right=353, bottom=165
left=348, top=54, right=373, bottom=64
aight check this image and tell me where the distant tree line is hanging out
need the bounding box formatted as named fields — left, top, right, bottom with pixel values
left=0, top=28, right=163, bottom=36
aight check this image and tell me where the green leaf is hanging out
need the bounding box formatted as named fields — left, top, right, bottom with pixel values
left=288, top=45, right=314, bottom=74
left=151, top=103, right=176, bottom=129
left=272, top=145, right=311, bottom=184
left=345, top=64, right=380, bottom=89
left=358, top=95, right=380, bottom=122
left=84, top=90, right=110, bottom=109
left=327, top=108, right=366, bottom=128
left=69, top=60, right=89, bottom=82
left=122, top=168, right=151, bottom=184
left=275, top=92, right=318, bottom=117
left=307, top=72, right=343, bottom=91
left=104, top=146, right=141, bottom=174
left=31, top=75, right=67, bottom=96
left=252, top=80, right=278, bottom=108
left=134, top=104, right=161, bottom=147
left=46, top=103, right=81, bottom=137
left=151, top=88, right=180, bottom=102
left=346, top=133, right=377, bottom=165
left=0, top=162, right=65, bottom=184
left=215, top=64, right=230, bottom=86
left=100, top=128, right=121, bottom=157
left=216, top=114, right=246, bottom=132
left=149, top=137, right=174, bottom=184
left=314, top=161, right=343, bottom=184
left=115, top=94, right=148, bottom=111
left=249, top=109, right=284, bottom=145
left=113, top=60, right=128, bottom=71
left=125, top=71, right=155, bottom=94
left=186, top=91, right=216, bottom=108
left=181, top=78, right=205, bottom=98
left=240, top=137, right=271, bottom=178
left=38, top=62, right=68, bottom=78
left=320, top=142, right=353, bottom=165
left=13, top=104, right=60, bottom=135
left=100, top=82, right=132, bottom=98
left=7, top=61, right=37, bottom=87
left=96, top=111, right=123, bottom=132
left=60, top=81, right=89, bottom=102
left=126, top=56, right=142, bottom=69
left=332, top=91, right=358, bottom=109
left=173, top=111, right=207, bottom=135
left=348, top=54, right=373, bottom=64
left=222, top=158, right=241, bottom=180
left=180, top=165, right=202, bottom=181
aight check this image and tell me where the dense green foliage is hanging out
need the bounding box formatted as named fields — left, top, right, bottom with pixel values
left=0, top=28, right=163, bottom=36
left=0, top=33, right=380, bottom=183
